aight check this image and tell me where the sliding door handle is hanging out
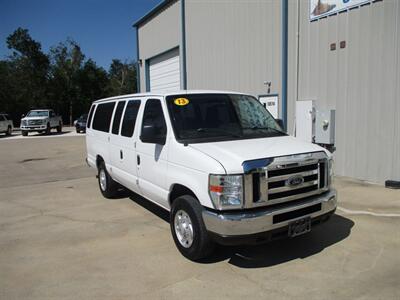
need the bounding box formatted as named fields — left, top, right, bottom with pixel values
left=137, top=155, right=140, bottom=165
left=120, top=150, right=123, bottom=160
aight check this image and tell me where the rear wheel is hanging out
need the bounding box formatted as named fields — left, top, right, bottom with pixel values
left=22, top=130, right=28, bottom=136
left=57, top=122, right=62, bottom=133
left=170, top=195, right=215, bottom=261
left=98, top=161, right=118, bottom=198
left=6, top=126, right=11, bottom=136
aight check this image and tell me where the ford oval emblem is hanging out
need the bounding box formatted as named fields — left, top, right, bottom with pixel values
left=287, top=175, right=304, bottom=187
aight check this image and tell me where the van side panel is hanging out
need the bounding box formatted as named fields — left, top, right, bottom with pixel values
left=86, top=102, right=115, bottom=173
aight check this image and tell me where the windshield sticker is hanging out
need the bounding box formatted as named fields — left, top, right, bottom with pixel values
left=174, top=98, right=189, bottom=106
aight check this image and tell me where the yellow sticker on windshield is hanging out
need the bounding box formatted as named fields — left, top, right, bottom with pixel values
left=174, top=98, right=189, bottom=106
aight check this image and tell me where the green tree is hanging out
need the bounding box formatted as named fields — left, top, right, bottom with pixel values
left=108, top=59, right=137, bottom=95
left=48, top=39, right=85, bottom=124
left=0, top=28, right=138, bottom=125
left=2, top=28, right=49, bottom=121
left=77, top=59, right=109, bottom=115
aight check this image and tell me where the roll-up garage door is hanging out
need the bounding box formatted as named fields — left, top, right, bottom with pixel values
left=148, top=48, right=180, bottom=92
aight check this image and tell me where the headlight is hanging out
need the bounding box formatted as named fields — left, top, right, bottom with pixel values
left=209, top=174, right=243, bottom=209
left=21, top=120, right=27, bottom=126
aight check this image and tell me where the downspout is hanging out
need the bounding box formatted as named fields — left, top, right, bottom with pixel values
left=281, top=0, right=288, bottom=130
left=294, top=0, right=300, bottom=135
left=135, top=26, right=141, bottom=93
left=180, top=0, right=187, bottom=90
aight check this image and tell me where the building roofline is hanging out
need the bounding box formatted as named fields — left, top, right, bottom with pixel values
left=132, top=0, right=175, bottom=28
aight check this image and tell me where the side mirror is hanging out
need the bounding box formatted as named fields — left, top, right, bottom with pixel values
left=276, top=118, right=285, bottom=130
left=21, top=114, right=25, bottom=118
left=140, top=124, right=166, bottom=145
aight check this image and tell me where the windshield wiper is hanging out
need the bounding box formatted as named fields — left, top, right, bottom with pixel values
left=243, top=126, right=286, bottom=135
left=196, top=127, right=242, bottom=138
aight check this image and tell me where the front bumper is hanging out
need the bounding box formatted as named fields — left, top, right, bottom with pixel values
left=202, top=189, right=337, bottom=237
left=21, top=125, right=47, bottom=131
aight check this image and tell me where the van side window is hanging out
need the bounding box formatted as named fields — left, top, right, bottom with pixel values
left=112, top=101, right=126, bottom=135
left=87, top=104, right=96, bottom=129
left=142, top=99, right=167, bottom=135
left=121, top=100, right=141, bottom=137
left=92, top=102, right=115, bottom=132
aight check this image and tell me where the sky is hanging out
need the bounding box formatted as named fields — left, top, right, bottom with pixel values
left=0, top=0, right=162, bottom=70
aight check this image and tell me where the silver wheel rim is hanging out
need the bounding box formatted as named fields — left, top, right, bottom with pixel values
left=99, top=169, right=107, bottom=191
left=174, top=210, right=194, bottom=248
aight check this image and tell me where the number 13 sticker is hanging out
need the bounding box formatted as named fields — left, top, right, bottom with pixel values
left=174, top=98, right=189, bottom=106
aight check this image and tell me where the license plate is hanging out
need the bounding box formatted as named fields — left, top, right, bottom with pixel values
left=288, top=217, right=311, bottom=237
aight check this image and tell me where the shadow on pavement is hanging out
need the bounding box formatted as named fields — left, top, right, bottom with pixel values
left=207, top=214, right=354, bottom=268
left=25, top=130, right=71, bottom=137
left=126, top=190, right=354, bottom=268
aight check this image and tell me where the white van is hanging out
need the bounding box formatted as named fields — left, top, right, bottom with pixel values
left=85, top=91, right=337, bottom=260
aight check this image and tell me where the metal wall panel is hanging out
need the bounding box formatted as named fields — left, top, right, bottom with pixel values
left=291, top=0, right=400, bottom=183
left=184, top=0, right=282, bottom=100
left=137, top=0, right=180, bottom=93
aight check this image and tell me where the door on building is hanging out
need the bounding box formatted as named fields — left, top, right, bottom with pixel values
left=148, top=48, right=180, bottom=92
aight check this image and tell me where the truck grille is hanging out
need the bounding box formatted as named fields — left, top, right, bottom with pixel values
left=28, top=120, right=43, bottom=125
left=267, top=162, right=322, bottom=202
left=245, top=152, right=329, bottom=208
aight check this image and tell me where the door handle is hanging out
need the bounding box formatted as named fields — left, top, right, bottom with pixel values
left=120, top=150, right=123, bottom=160
left=137, top=155, right=140, bottom=165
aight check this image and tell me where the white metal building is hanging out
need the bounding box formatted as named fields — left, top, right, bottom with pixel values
left=133, top=0, right=400, bottom=184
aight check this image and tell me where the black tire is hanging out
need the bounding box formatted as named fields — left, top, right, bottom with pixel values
left=6, top=126, right=12, bottom=136
left=45, top=123, right=51, bottom=135
left=75, top=128, right=79, bottom=133
left=170, top=195, right=215, bottom=261
left=22, top=130, right=28, bottom=136
left=97, top=161, right=118, bottom=198
left=57, top=122, right=62, bottom=133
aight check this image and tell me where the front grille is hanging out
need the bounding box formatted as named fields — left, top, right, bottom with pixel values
left=246, top=152, right=329, bottom=208
left=266, top=160, right=327, bottom=204
left=28, top=120, right=43, bottom=125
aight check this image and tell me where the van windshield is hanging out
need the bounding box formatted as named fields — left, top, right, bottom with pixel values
left=166, top=93, right=286, bottom=143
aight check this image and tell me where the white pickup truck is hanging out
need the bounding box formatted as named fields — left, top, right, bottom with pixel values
left=0, top=113, right=13, bottom=136
left=20, top=109, right=63, bottom=136
left=85, top=91, right=337, bottom=261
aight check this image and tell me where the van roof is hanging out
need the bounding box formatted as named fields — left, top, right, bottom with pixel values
left=92, top=90, right=249, bottom=104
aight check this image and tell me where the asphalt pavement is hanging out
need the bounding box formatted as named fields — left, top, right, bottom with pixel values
left=0, top=134, right=399, bottom=299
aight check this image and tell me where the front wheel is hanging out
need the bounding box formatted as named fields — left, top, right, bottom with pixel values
left=98, top=161, right=118, bottom=198
left=45, top=123, right=51, bottom=135
left=170, top=195, right=215, bottom=261
left=57, top=122, right=62, bottom=133
left=22, top=130, right=28, bottom=136
left=6, top=126, right=12, bottom=136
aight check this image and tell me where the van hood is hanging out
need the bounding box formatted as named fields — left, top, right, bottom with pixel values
left=189, top=136, right=329, bottom=174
